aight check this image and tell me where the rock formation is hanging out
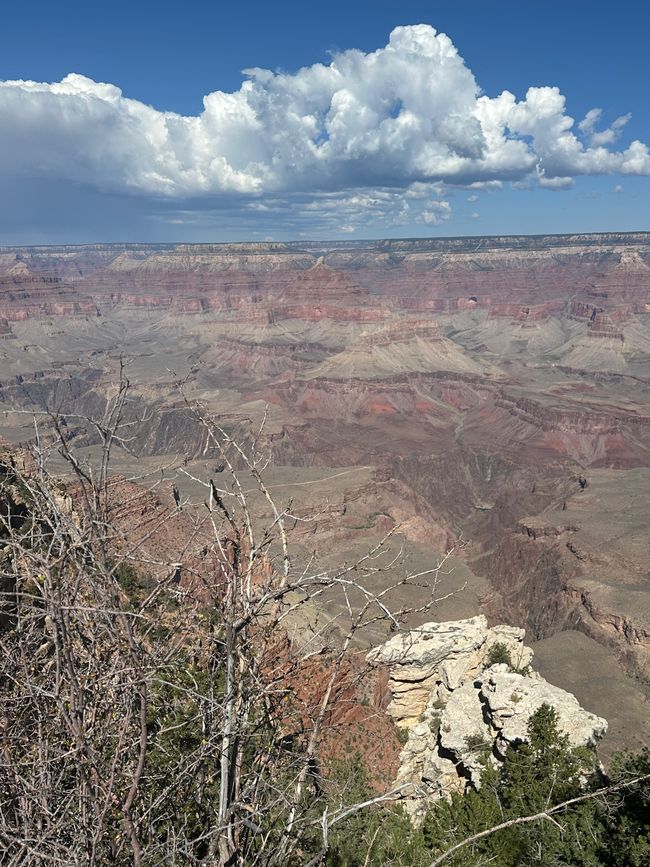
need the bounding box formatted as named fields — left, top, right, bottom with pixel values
left=368, top=616, right=607, bottom=819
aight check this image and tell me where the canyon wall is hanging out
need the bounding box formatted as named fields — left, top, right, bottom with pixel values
left=0, top=233, right=649, bottom=753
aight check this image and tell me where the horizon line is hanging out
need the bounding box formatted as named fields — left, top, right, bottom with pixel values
left=2, top=228, right=650, bottom=252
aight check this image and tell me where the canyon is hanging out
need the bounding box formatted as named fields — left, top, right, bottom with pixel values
left=0, top=232, right=649, bottom=759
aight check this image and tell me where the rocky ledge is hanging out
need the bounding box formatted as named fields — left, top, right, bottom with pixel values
left=367, top=616, right=607, bottom=819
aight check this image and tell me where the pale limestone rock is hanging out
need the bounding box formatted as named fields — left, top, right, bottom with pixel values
left=438, top=681, right=491, bottom=785
left=388, top=676, right=439, bottom=728
left=367, top=616, right=489, bottom=724
left=367, top=618, right=535, bottom=725
left=422, top=750, right=458, bottom=787
left=481, top=665, right=608, bottom=754
left=439, top=650, right=482, bottom=690
left=395, top=690, right=455, bottom=819
left=484, top=624, right=534, bottom=671
left=367, top=616, right=489, bottom=669
left=367, top=615, right=607, bottom=821
left=420, top=750, right=465, bottom=806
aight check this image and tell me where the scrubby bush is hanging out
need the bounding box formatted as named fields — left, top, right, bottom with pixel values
left=487, top=641, right=513, bottom=668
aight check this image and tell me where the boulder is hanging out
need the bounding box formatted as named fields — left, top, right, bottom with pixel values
left=367, top=616, right=489, bottom=671
left=438, top=681, right=493, bottom=786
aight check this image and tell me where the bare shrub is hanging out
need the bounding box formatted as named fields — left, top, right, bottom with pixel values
left=0, top=378, right=456, bottom=866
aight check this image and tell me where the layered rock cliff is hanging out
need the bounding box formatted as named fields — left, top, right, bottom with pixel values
left=368, top=616, right=607, bottom=819
left=0, top=232, right=648, bottom=759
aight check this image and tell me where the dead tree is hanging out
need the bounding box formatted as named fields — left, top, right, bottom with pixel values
left=0, top=381, right=456, bottom=866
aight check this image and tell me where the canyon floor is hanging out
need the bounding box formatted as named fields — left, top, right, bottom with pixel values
left=1, top=233, right=649, bottom=758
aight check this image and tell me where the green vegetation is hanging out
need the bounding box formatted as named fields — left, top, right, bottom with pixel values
left=487, top=641, right=531, bottom=676
left=423, top=704, right=600, bottom=866
left=395, top=725, right=410, bottom=746
left=320, top=754, right=427, bottom=867
left=301, top=706, right=650, bottom=866
left=487, top=641, right=513, bottom=667
left=346, top=511, right=392, bottom=530
left=464, top=731, right=490, bottom=752
left=113, top=559, right=155, bottom=602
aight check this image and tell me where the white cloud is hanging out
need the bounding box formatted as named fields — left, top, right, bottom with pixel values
left=612, top=184, right=624, bottom=193
left=537, top=172, right=574, bottom=190
left=288, top=184, right=451, bottom=232
left=0, top=24, right=648, bottom=233
left=578, top=108, right=631, bottom=146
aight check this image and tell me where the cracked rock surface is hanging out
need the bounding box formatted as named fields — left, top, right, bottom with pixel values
left=367, top=616, right=607, bottom=820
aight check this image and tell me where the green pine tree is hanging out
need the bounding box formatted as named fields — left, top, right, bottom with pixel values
left=599, top=748, right=650, bottom=866
left=422, top=703, right=603, bottom=866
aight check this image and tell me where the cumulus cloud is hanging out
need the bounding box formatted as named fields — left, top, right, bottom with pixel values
left=1, top=24, right=648, bottom=234
left=578, top=108, right=631, bottom=146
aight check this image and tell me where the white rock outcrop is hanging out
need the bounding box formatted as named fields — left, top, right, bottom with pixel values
left=482, top=665, right=608, bottom=757
left=367, top=616, right=607, bottom=820
left=367, top=616, right=532, bottom=727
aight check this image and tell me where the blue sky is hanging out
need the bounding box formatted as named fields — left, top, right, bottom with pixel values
left=1, top=0, right=649, bottom=244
